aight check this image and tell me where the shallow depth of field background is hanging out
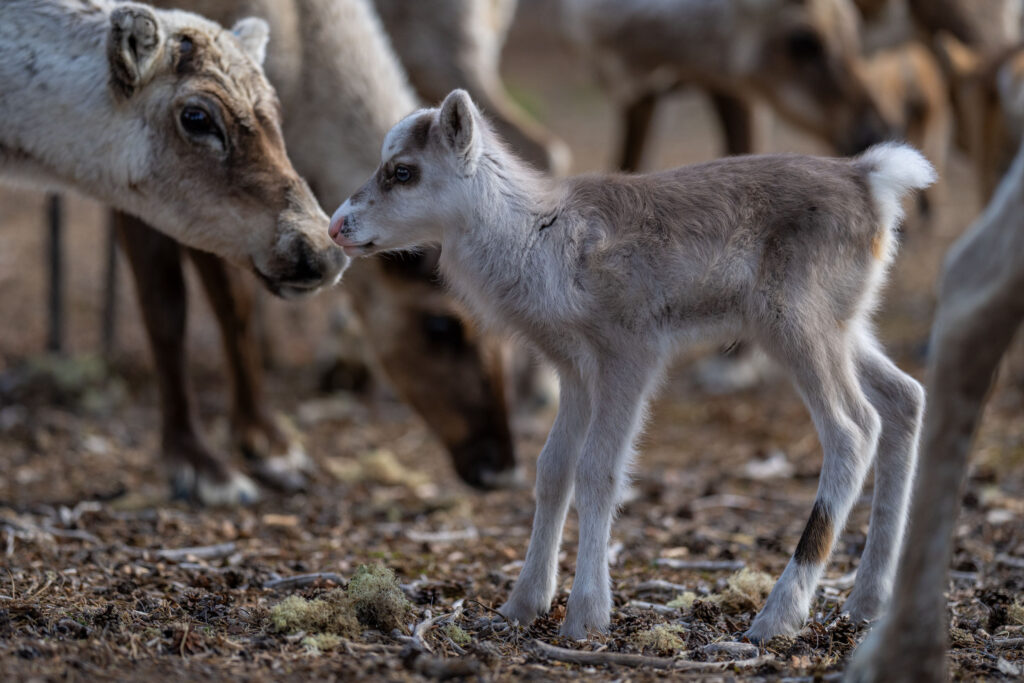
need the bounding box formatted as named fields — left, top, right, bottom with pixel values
left=1, top=9, right=1022, bottom=681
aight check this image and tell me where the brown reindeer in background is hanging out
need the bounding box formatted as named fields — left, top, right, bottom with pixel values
left=562, top=0, right=892, bottom=170
left=107, top=0, right=570, bottom=504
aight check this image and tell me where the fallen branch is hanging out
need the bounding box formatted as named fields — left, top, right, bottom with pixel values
left=396, top=600, right=465, bottom=654
left=406, top=527, right=478, bottom=544
left=654, top=558, right=745, bottom=571
left=991, top=637, right=1024, bottom=649
left=150, top=542, right=236, bottom=562
left=703, top=641, right=759, bottom=658
left=627, top=599, right=684, bottom=615
left=263, top=572, right=346, bottom=590
left=530, top=639, right=772, bottom=672
left=635, top=579, right=691, bottom=594
left=995, top=553, right=1024, bottom=570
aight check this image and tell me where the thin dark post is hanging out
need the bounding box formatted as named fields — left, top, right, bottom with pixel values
left=46, top=194, right=64, bottom=353
left=101, top=214, right=119, bottom=354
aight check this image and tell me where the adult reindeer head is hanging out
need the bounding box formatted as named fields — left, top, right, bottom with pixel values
left=737, top=0, right=890, bottom=154
left=105, top=4, right=346, bottom=297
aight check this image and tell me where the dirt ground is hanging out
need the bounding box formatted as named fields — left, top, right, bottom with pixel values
left=1, top=16, right=1023, bottom=682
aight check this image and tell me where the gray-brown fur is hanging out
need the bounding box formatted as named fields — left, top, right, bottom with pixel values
left=332, top=90, right=935, bottom=642
left=1, top=0, right=346, bottom=297
left=102, top=0, right=520, bottom=504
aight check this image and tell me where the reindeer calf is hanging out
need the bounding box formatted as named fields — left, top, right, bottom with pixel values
left=329, top=90, right=934, bottom=641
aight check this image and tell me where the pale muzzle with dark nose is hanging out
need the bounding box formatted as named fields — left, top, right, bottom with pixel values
left=328, top=201, right=376, bottom=257
left=256, top=191, right=350, bottom=299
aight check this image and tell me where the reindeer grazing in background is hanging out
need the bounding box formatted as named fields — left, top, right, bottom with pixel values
left=936, top=35, right=1024, bottom=203
left=561, top=0, right=891, bottom=170
left=330, top=89, right=934, bottom=640
left=0, top=0, right=346, bottom=295
left=100, top=0, right=571, bottom=503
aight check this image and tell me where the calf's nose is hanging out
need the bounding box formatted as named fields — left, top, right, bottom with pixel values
left=328, top=214, right=344, bottom=240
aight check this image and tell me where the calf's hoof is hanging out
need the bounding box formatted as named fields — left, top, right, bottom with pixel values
left=560, top=590, right=611, bottom=640
left=498, top=591, right=550, bottom=628
left=842, top=588, right=884, bottom=624
left=745, top=603, right=805, bottom=643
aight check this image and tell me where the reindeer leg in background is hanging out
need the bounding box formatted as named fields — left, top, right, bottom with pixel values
left=709, top=90, right=755, bottom=156
left=187, top=248, right=311, bottom=492
left=45, top=195, right=63, bottom=353
left=342, top=252, right=518, bottom=490
left=617, top=91, right=659, bottom=172
left=372, top=0, right=570, bottom=176
left=845, top=142, right=1024, bottom=683
left=114, top=211, right=258, bottom=506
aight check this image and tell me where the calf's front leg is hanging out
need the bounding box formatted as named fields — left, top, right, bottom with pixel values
left=561, top=356, right=661, bottom=639
left=500, top=367, right=590, bottom=624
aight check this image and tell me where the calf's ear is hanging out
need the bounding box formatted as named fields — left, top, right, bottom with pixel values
left=439, top=89, right=483, bottom=176
left=232, top=17, right=270, bottom=66
left=108, top=4, right=166, bottom=98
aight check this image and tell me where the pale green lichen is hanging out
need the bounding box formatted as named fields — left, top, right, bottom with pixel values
left=1008, top=600, right=1024, bottom=626
left=630, top=624, right=688, bottom=653
left=345, top=564, right=414, bottom=632
left=713, top=568, right=775, bottom=614
left=268, top=591, right=359, bottom=637
left=301, top=632, right=343, bottom=655
left=667, top=591, right=697, bottom=610
left=443, top=623, right=472, bottom=646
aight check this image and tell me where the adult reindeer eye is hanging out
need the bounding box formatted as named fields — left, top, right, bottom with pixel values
left=394, top=165, right=412, bottom=183
left=180, top=106, right=219, bottom=140
left=786, top=30, right=824, bottom=62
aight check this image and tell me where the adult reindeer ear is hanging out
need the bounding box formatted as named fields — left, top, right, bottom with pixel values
left=232, top=17, right=270, bottom=66
left=439, top=89, right=483, bottom=176
left=108, top=4, right=166, bottom=98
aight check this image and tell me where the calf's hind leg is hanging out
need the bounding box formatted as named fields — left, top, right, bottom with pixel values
left=846, top=144, right=1024, bottom=683
left=842, top=335, right=924, bottom=623
left=115, top=212, right=258, bottom=506
left=747, top=330, right=881, bottom=642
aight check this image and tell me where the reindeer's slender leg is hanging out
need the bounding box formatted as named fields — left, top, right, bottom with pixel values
left=709, top=90, right=754, bottom=156
left=747, top=330, right=881, bottom=642
left=45, top=194, right=63, bottom=353
left=187, top=248, right=311, bottom=492
left=843, top=333, right=925, bottom=623
left=618, top=92, right=659, bottom=172
left=115, top=212, right=258, bottom=506
left=846, top=148, right=1024, bottom=683
left=561, top=354, right=661, bottom=639
left=500, top=366, right=591, bottom=625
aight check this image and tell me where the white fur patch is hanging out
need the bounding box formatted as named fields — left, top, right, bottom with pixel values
left=381, top=110, right=429, bottom=162
left=858, top=143, right=937, bottom=229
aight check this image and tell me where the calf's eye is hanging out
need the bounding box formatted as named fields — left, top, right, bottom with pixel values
left=395, top=165, right=412, bottom=183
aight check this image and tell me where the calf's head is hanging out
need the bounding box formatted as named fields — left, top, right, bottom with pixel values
left=329, top=90, right=486, bottom=255
left=107, top=4, right=346, bottom=297
left=738, top=0, right=891, bottom=154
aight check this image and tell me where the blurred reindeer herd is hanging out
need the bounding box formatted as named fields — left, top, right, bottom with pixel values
left=13, top=0, right=1023, bottom=508
left=4, top=0, right=1024, bottom=679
